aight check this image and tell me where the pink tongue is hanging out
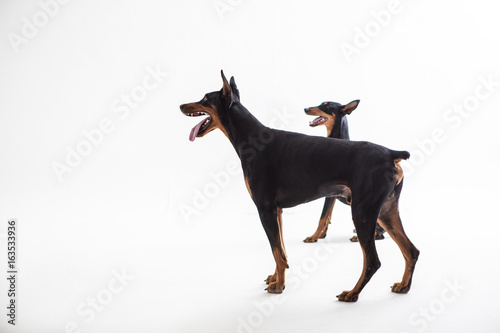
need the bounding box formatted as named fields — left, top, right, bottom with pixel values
left=312, top=117, right=324, bottom=125
left=189, top=116, right=210, bottom=142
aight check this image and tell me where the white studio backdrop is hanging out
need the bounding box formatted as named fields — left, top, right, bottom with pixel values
left=0, top=0, right=499, bottom=332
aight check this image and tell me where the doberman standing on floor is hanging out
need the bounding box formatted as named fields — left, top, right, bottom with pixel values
left=180, top=71, right=419, bottom=302
left=304, top=101, right=386, bottom=243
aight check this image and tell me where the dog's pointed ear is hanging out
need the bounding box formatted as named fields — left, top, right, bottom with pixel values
left=221, top=70, right=231, bottom=100
left=230, top=76, right=240, bottom=101
left=342, top=100, right=360, bottom=115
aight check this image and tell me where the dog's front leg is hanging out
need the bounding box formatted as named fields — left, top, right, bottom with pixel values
left=259, top=206, right=288, bottom=294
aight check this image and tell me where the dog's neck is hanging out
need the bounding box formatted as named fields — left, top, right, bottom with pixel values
left=328, top=116, right=350, bottom=140
left=220, top=101, right=267, bottom=152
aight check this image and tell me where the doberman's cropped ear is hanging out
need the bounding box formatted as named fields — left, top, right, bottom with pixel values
left=342, top=100, right=360, bottom=115
left=221, top=70, right=231, bottom=100
left=230, top=76, right=240, bottom=101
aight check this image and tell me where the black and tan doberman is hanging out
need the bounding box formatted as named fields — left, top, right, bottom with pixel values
left=304, top=101, right=386, bottom=243
left=180, top=71, right=419, bottom=302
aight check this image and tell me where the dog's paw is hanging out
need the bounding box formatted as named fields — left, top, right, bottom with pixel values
left=350, top=235, right=359, bottom=242
left=304, top=236, right=319, bottom=243
left=266, top=282, right=285, bottom=294
left=391, top=282, right=411, bottom=294
left=265, top=274, right=277, bottom=285
left=336, top=290, right=359, bottom=302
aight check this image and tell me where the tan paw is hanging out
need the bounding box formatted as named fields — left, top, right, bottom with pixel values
left=266, top=282, right=285, bottom=294
left=304, top=236, right=319, bottom=243
left=391, top=282, right=411, bottom=294
left=265, top=274, right=277, bottom=285
left=336, top=290, right=359, bottom=302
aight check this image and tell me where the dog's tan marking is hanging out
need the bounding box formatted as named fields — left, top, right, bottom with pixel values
left=267, top=208, right=288, bottom=293
left=320, top=201, right=335, bottom=237
left=377, top=198, right=419, bottom=294
left=394, top=159, right=404, bottom=185
left=304, top=199, right=336, bottom=243
left=181, top=103, right=229, bottom=139
left=268, top=247, right=287, bottom=294
left=306, top=107, right=336, bottom=137
left=265, top=268, right=277, bottom=285
left=244, top=176, right=252, bottom=198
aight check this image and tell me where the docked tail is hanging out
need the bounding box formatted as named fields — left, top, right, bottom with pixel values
left=391, top=150, right=409, bottom=185
left=391, top=150, right=410, bottom=162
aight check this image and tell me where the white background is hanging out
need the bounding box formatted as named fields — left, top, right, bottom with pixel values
left=1, top=0, right=500, bottom=332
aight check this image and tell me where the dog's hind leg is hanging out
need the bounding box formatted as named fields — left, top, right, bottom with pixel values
left=377, top=178, right=420, bottom=294
left=260, top=207, right=288, bottom=294
left=337, top=200, right=382, bottom=302
left=304, top=197, right=336, bottom=243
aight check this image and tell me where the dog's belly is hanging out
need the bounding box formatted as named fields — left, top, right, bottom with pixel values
left=276, top=183, right=351, bottom=208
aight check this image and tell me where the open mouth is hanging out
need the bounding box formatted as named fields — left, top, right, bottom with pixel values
left=309, top=116, right=328, bottom=127
left=185, top=112, right=212, bottom=141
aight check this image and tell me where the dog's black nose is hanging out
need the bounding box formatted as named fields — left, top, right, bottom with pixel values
left=304, top=108, right=309, bottom=113
left=180, top=104, right=185, bottom=110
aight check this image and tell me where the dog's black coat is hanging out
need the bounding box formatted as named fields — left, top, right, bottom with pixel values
left=180, top=72, right=419, bottom=301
